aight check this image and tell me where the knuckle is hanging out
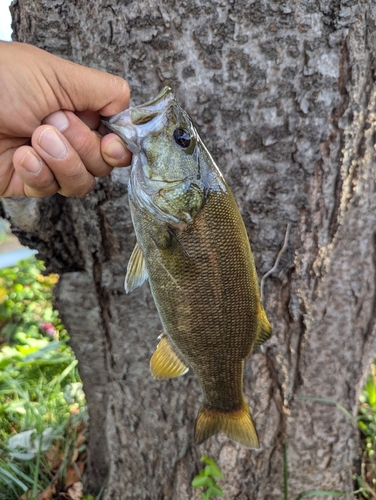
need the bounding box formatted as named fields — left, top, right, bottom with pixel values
left=62, top=161, right=96, bottom=197
left=75, top=178, right=96, bottom=197
left=28, top=185, right=57, bottom=198
left=25, top=187, right=57, bottom=198
left=72, top=133, right=93, bottom=158
left=33, top=170, right=56, bottom=189
left=70, top=132, right=110, bottom=176
left=77, top=178, right=96, bottom=198
left=66, top=159, right=87, bottom=182
left=73, top=136, right=113, bottom=176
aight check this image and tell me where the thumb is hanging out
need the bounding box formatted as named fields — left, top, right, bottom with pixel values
left=49, top=56, right=130, bottom=116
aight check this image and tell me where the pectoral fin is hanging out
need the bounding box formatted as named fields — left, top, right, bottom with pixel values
left=150, top=336, right=189, bottom=379
left=124, top=243, right=148, bottom=293
left=253, top=306, right=272, bottom=349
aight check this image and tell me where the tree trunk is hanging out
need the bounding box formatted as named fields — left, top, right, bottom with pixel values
left=3, top=0, right=376, bottom=498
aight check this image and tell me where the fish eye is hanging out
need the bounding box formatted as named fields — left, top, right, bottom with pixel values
left=173, top=129, right=191, bottom=148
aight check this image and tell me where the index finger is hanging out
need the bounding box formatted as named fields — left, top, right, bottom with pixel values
left=48, top=55, right=131, bottom=116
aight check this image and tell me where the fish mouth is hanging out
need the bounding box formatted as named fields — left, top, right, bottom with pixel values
left=131, top=86, right=174, bottom=121
left=101, top=86, right=174, bottom=150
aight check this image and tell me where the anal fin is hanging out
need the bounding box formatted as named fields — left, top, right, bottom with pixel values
left=253, top=306, right=272, bottom=349
left=150, top=335, right=189, bottom=379
left=124, top=242, right=148, bottom=293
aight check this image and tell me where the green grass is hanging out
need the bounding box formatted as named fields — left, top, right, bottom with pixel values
left=0, top=257, right=88, bottom=500
left=357, top=364, right=376, bottom=497
left=295, top=371, right=376, bottom=499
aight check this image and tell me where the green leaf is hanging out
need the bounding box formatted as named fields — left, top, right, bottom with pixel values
left=365, top=376, right=376, bottom=409
left=0, top=465, right=28, bottom=491
left=7, top=451, right=35, bottom=460
left=192, top=475, right=215, bottom=488
left=0, top=357, right=12, bottom=370
left=22, top=341, right=65, bottom=361
left=195, top=470, right=208, bottom=479
left=206, top=485, right=224, bottom=497
left=204, top=464, right=223, bottom=478
left=200, top=455, right=217, bottom=467
left=49, top=360, right=78, bottom=387
left=7, top=462, right=35, bottom=486
left=8, top=427, right=55, bottom=459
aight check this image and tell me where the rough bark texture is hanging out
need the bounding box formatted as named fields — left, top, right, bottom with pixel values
left=3, top=0, right=376, bottom=498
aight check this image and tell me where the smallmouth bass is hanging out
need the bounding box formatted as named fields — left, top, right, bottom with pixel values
left=102, top=87, right=272, bottom=448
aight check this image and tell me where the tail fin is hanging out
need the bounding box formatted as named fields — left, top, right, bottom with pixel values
left=194, top=398, right=259, bottom=448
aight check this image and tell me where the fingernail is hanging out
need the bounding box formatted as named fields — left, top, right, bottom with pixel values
left=38, top=128, right=68, bottom=159
left=44, top=111, right=69, bottom=132
left=20, top=150, right=42, bottom=174
left=104, top=140, right=127, bottom=160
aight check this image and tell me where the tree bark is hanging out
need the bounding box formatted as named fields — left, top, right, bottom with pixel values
left=3, top=0, right=376, bottom=498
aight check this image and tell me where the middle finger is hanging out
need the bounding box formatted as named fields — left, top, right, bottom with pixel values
left=31, top=125, right=96, bottom=197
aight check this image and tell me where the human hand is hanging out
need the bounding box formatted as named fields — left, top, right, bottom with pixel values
left=0, top=41, right=132, bottom=198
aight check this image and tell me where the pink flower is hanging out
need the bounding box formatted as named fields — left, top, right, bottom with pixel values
left=40, top=322, right=56, bottom=336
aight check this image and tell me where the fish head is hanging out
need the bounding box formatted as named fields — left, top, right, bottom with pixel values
left=102, top=87, right=225, bottom=227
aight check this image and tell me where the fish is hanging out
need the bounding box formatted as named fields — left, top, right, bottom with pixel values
left=102, top=87, right=272, bottom=448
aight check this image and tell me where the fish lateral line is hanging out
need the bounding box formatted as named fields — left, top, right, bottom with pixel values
left=154, top=256, right=181, bottom=289
left=167, top=226, right=192, bottom=260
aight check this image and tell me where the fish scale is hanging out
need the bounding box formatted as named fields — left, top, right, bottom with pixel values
left=102, top=86, right=272, bottom=448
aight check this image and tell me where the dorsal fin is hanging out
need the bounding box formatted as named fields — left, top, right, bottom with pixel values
left=124, top=243, right=148, bottom=293
left=253, top=306, right=272, bottom=349
left=150, top=335, right=189, bottom=379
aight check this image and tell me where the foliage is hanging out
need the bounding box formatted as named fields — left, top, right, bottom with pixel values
left=357, top=363, right=376, bottom=497
left=192, top=455, right=224, bottom=499
left=2, top=254, right=376, bottom=499
left=0, top=257, right=88, bottom=500
left=0, top=257, right=65, bottom=345
left=282, top=439, right=352, bottom=500
left=192, top=364, right=376, bottom=500
left=297, top=380, right=376, bottom=499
